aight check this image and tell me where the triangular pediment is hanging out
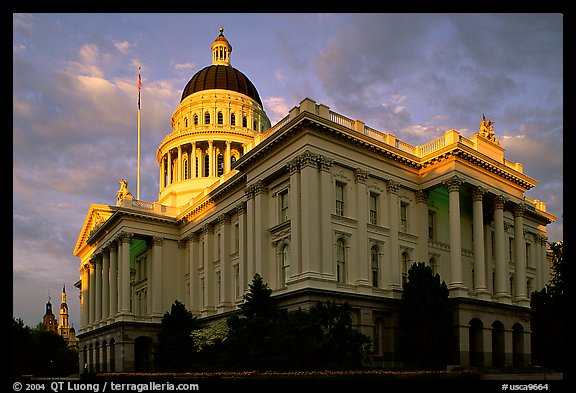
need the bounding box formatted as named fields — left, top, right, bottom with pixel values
left=73, top=204, right=115, bottom=256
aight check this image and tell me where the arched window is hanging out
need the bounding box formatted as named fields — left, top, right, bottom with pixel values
left=230, top=113, right=236, bottom=126
left=217, top=111, right=223, bottom=124
left=337, top=238, right=347, bottom=283
left=281, top=244, right=290, bottom=286
left=204, top=154, right=210, bottom=177
left=253, top=120, right=258, bottom=130
left=371, top=245, right=379, bottom=287
left=401, top=252, right=410, bottom=286
left=184, top=117, right=188, bottom=127
left=183, top=157, right=188, bottom=180
left=217, top=154, right=224, bottom=176
left=204, top=112, right=211, bottom=124
left=242, top=116, right=247, bottom=128
left=193, top=114, right=198, bottom=125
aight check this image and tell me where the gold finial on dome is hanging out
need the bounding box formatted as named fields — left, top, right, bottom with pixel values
left=212, top=27, right=232, bottom=66
left=219, top=27, right=224, bottom=34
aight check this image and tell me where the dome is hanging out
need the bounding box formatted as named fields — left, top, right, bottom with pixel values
left=180, top=64, right=263, bottom=106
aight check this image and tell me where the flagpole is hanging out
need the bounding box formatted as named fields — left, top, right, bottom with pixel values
left=137, top=66, right=142, bottom=200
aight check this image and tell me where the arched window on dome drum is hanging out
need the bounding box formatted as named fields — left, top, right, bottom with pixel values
left=204, top=155, right=210, bottom=177
left=204, top=112, right=211, bottom=124
left=253, top=120, right=258, bottom=131
left=231, top=113, right=236, bottom=126
left=183, top=157, right=189, bottom=180
left=217, top=154, right=224, bottom=176
left=184, top=117, right=188, bottom=127
left=217, top=111, right=223, bottom=125
left=193, top=114, right=198, bottom=125
left=242, top=116, right=247, bottom=128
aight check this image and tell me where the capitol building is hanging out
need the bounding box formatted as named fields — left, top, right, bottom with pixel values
left=73, top=28, right=556, bottom=372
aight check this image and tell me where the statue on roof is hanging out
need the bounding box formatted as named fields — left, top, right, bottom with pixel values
left=116, top=179, right=134, bottom=205
left=478, top=113, right=498, bottom=144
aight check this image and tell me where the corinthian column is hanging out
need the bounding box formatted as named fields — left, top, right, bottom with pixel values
left=443, top=175, right=466, bottom=296
left=493, top=195, right=510, bottom=303
left=472, top=186, right=490, bottom=300
left=513, top=204, right=529, bottom=306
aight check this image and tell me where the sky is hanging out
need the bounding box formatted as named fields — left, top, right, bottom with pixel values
left=13, top=13, right=563, bottom=330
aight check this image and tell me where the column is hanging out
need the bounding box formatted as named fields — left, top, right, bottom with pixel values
left=288, top=157, right=301, bottom=278
left=513, top=204, right=529, bottom=306
left=245, top=187, right=255, bottom=282
left=355, top=168, right=369, bottom=286
left=202, top=224, right=215, bottom=314
left=387, top=180, right=401, bottom=291
left=236, top=203, right=247, bottom=296
left=493, top=195, right=510, bottom=303
left=80, top=263, right=89, bottom=330
left=101, top=246, right=110, bottom=325
left=219, top=214, right=232, bottom=309
left=159, top=156, right=165, bottom=191
left=119, top=232, right=133, bottom=317
left=208, top=140, right=214, bottom=177
left=444, top=175, right=465, bottom=295
left=254, top=180, right=269, bottom=279
left=300, top=151, right=320, bottom=276
left=540, top=237, right=550, bottom=286
left=224, top=140, right=231, bottom=174
left=188, top=233, right=199, bottom=313
left=191, top=142, right=197, bottom=179
left=177, top=145, right=182, bottom=181
left=472, top=186, right=490, bottom=300
left=94, top=255, right=102, bottom=325
left=319, top=156, right=333, bottom=277
left=167, top=151, right=172, bottom=185
left=88, top=258, right=95, bottom=327
left=415, top=189, right=429, bottom=263
left=151, top=236, right=163, bottom=319
left=109, top=241, right=118, bottom=321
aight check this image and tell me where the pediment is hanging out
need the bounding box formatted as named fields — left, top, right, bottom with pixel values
left=73, top=204, right=115, bottom=256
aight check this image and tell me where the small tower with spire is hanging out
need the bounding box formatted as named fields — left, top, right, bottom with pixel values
left=42, top=291, right=58, bottom=333
left=59, top=284, right=70, bottom=341
left=211, top=27, right=232, bottom=66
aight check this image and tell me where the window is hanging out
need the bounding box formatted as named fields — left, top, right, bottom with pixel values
left=336, top=238, right=347, bottom=283
left=217, top=111, right=223, bottom=124
left=234, top=264, right=240, bottom=299
left=369, top=193, right=378, bottom=225
left=204, top=154, right=210, bottom=177
left=242, top=116, right=247, bottom=128
left=400, top=202, right=408, bottom=232
left=336, top=182, right=345, bottom=216
left=184, top=117, right=188, bottom=127
left=204, top=112, right=210, bottom=124
left=253, top=120, right=258, bottom=130
left=216, top=271, right=221, bottom=303
left=231, top=113, right=236, bottom=126
left=371, top=246, right=379, bottom=287
left=281, top=244, right=290, bottom=286
left=217, top=154, right=224, bottom=176
left=428, top=210, right=436, bottom=239
left=183, top=157, right=189, bottom=180
left=279, top=190, right=289, bottom=223
left=193, top=114, right=198, bottom=125
left=401, top=252, right=410, bottom=286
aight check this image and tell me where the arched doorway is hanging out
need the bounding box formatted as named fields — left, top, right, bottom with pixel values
left=492, top=321, right=505, bottom=367
left=469, top=318, right=484, bottom=367
left=109, top=339, right=116, bottom=372
left=134, top=336, right=153, bottom=372
left=512, top=323, right=524, bottom=368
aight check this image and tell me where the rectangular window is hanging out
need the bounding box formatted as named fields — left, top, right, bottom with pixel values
left=369, top=193, right=378, bottom=225
left=428, top=210, right=436, bottom=239
left=400, top=202, right=408, bottom=232
left=336, top=182, right=345, bottom=216
left=279, top=190, right=289, bottom=223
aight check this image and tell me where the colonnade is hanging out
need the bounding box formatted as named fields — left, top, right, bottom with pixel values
left=159, top=139, right=245, bottom=189
left=80, top=232, right=165, bottom=331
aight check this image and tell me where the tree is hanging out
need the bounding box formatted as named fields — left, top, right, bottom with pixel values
left=155, top=300, right=198, bottom=371
left=399, top=262, right=453, bottom=370
left=530, top=241, right=565, bottom=371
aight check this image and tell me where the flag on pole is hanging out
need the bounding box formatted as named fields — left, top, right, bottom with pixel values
left=137, top=66, right=142, bottom=110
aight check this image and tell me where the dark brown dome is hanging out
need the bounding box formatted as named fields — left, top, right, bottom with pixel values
left=180, top=64, right=263, bottom=106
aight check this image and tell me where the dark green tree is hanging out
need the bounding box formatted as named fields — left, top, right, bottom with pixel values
left=399, top=262, right=453, bottom=370
left=530, top=241, right=565, bottom=371
left=155, top=300, right=198, bottom=371
left=308, top=300, right=371, bottom=369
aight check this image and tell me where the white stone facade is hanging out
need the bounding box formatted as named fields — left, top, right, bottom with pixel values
left=73, top=31, right=555, bottom=373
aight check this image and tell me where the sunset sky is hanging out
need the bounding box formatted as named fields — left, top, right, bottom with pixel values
left=13, top=13, right=563, bottom=330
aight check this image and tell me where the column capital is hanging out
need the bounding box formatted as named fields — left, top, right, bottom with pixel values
left=253, top=179, right=268, bottom=196
left=202, top=223, right=214, bottom=235
left=236, top=201, right=246, bottom=215
left=298, top=150, right=318, bottom=169
left=118, top=231, right=133, bottom=244
left=443, top=175, right=463, bottom=192
left=152, top=236, right=163, bottom=246
left=318, top=155, right=334, bottom=172
left=354, top=168, right=369, bottom=183
left=494, top=195, right=507, bottom=210
left=386, top=179, right=400, bottom=194
left=513, top=203, right=525, bottom=217
left=218, top=213, right=232, bottom=226
left=472, top=185, right=486, bottom=201
left=287, top=157, right=300, bottom=175
left=415, top=189, right=428, bottom=203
